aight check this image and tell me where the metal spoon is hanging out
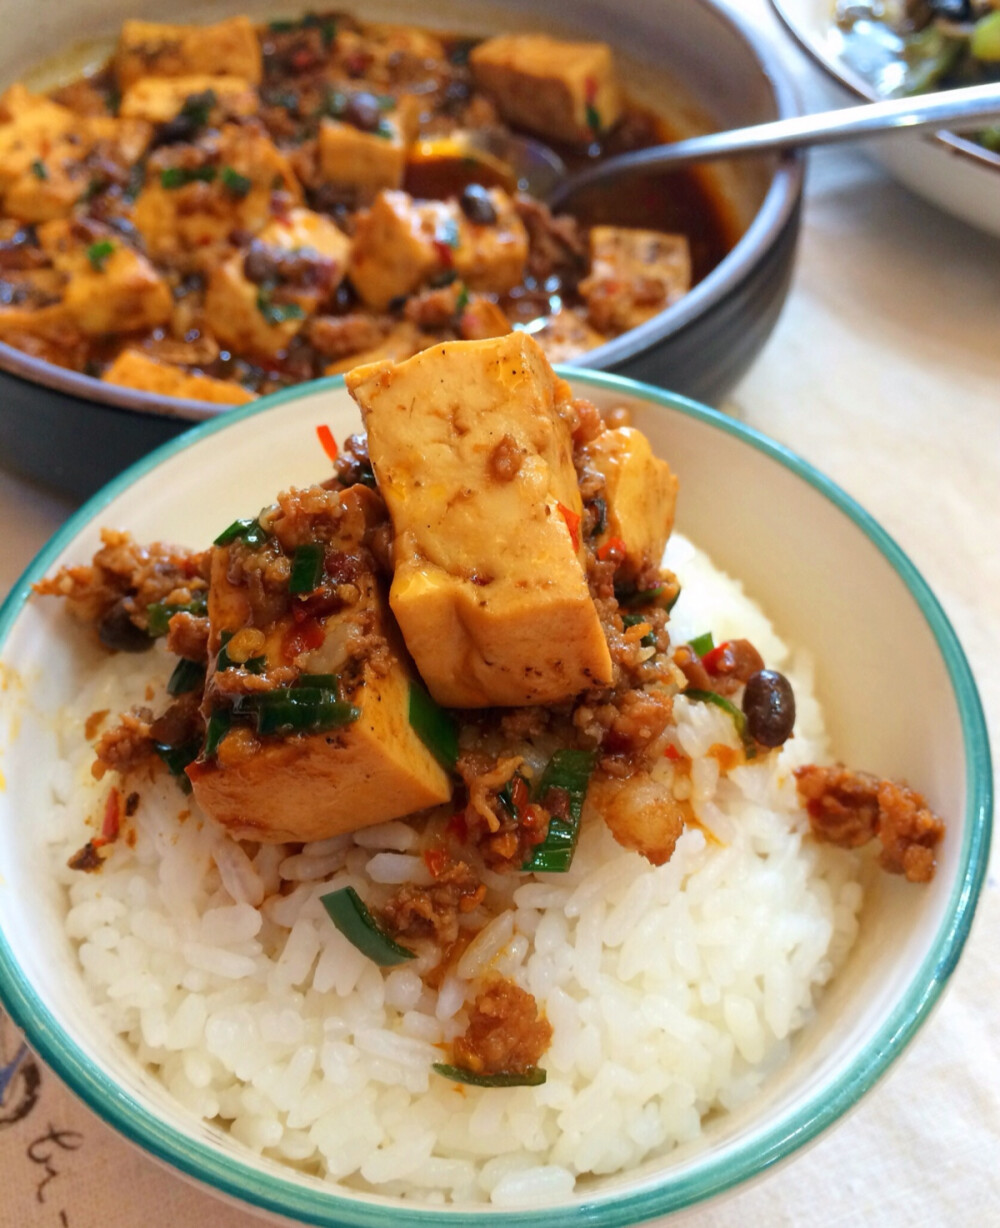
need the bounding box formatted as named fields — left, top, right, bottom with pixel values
left=467, top=82, right=1000, bottom=209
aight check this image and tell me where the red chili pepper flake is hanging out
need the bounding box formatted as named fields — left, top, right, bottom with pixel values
left=316, top=423, right=339, bottom=463
left=701, top=642, right=731, bottom=673
left=446, top=810, right=468, bottom=842
left=511, top=775, right=529, bottom=813
left=596, top=535, right=626, bottom=562
left=433, top=239, right=455, bottom=268
left=664, top=745, right=682, bottom=761
left=584, top=76, right=598, bottom=104
left=557, top=502, right=581, bottom=552
left=95, top=787, right=121, bottom=847
left=282, top=617, right=324, bottom=659
left=424, top=846, right=449, bottom=879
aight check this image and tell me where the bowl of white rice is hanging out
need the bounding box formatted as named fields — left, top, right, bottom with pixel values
left=0, top=367, right=991, bottom=1226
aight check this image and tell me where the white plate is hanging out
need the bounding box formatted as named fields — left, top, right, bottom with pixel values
left=769, top=0, right=1000, bottom=237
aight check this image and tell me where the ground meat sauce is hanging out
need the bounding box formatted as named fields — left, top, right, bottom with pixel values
left=451, top=979, right=552, bottom=1077
left=795, top=764, right=946, bottom=884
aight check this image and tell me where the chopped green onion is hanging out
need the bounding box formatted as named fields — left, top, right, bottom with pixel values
left=232, top=688, right=359, bottom=736
left=154, top=738, right=199, bottom=790
left=160, top=164, right=217, bottom=189
left=408, top=681, right=458, bottom=770
left=179, top=89, right=216, bottom=128
left=289, top=542, right=325, bottom=594
left=432, top=1063, right=546, bottom=1088
left=321, top=88, right=348, bottom=118
left=665, top=586, right=681, bottom=613
left=213, top=517, right=269, bottom=547
left=146, top=593, right=208, bottom=638
left=585, top=103, right=601, bottom=134
left=590, top=496, right=607, bottom=537
left=321, top=886, right=415, bottom=965
left=221, top=166, right=252, bottom=198
left=203, top=709, right=231, bottom=758
left=616, top=584, right=662, bottom=609
left=454, top=282, right=470, bottom=315
left=498, top=770, right=529, bottom=817
left=294, top=673, right=339, bottom=691
left=683, top=688, right=756, bottom=759
left=522, top=749, right=597, bottom=873
left=86, top=240, right=115, bottom=271
left=257, top=291, right=305, bottom=325
left=30, top=158, right=47, bottom=180
left=167, top=658, right=206, bottom=696
left=689, top=631, right=714, bottom=657
left=374, top=119, right=394, bottom=140
left=622, top=612, right=656, bottom=647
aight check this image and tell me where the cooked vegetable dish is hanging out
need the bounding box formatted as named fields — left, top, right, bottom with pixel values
left=835, top=0, right=1000, bottom=150
left=38, top=333, right=946, bottom=1093
left=0, top=11, right=733, bottom=404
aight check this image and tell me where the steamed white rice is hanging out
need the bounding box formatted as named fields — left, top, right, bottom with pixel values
left=46, top=536, right=862, bottom=1205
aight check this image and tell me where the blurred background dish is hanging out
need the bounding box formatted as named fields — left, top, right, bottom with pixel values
left=770, top=0, right=1000, bottom=237
left=0, top=0, right=802, bottom=498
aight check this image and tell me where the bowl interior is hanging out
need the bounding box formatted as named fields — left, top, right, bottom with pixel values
left=0, top=374, right=989, bottom=1226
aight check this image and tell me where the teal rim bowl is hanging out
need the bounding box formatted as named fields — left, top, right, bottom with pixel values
left=0, top=370, right=991, bottom=1225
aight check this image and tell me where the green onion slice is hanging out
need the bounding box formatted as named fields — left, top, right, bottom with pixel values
left=231, top=688, right=359, bottom=736
left=216, top=630, right=266, bottom=674
left=167, top=658, right=206, bottom=696
left=432, top=1063, right=546, bottom=1088
left=202, top=709, right=231, bottom=759
left=622, top=612, right=655, bottom=647
left=213, top=517, right=269, bottom=547
left=321, top=886, right=415, bottom=966
left=689, top=631, right=715, bottom=657
left=408, top=681, right=458, bottom=770
left=146, top=593, right=207, bottom=638
left=682, top=688, right=756, bottom=759
left=289, top=542, right=325, bottom=594
left=221, top=166, right=252, bottom=198
left=521, top=749, right=597, bottom=874
left=153, top=738, right=199, bottom=792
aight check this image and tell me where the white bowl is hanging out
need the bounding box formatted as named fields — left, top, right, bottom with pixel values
left=769, top=0, right=1000, bottom=238
left=0, top=372, right=991, bottom=1224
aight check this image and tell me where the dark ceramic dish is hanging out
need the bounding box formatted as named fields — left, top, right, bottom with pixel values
left=0, top=0, right=803, bottom=499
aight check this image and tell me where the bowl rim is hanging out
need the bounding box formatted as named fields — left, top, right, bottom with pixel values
left=0, top=0, right=804, bottom=419
left=766, top=0, right=1000, bottom=175
left=0, top=369, right=992, bottom=1226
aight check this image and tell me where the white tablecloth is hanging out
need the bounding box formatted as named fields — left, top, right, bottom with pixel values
left=0, top=9, right=997, bottom=1226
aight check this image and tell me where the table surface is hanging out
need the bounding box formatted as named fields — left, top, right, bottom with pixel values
left=0, top=11, right=997, bottom=1227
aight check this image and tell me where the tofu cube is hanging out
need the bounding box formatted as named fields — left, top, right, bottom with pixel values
left=133, top=125, right=301, bottom=271
left=119, top=74, right=258, bottom=123
left=324, top=320, right=424, bottom=375
left=102, top=349, right=255, bottom=405
left=0, top=108, right=151, bottom=223
left=348, top=189, right=527, bottom=310
left=348, top=191, right=454, bottom=310
left=347, top=333, right=613, bottom=707
left=203, top=207, right=351, bottom=359
left=580, top=226, right=691, bottom=334
left=530, top=307, right=606, bottom=364
left=37, top=219, right=172, bottom=337
left=187, top=486, right=453, bottom=842
left=452, top=189, right=528, bottom=294
left=584, top=426, right=678, bottom=582
left=470, top=35, right=622, bottom=145
left=115, top=17, right=263, bottom=90
left=317, top=96, right=421, bottom=201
